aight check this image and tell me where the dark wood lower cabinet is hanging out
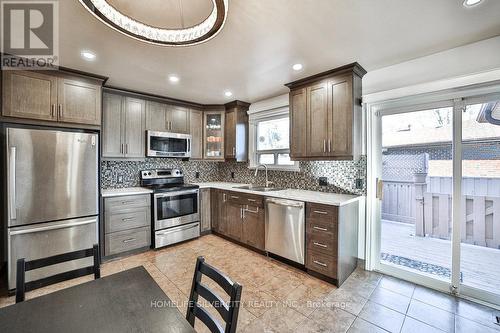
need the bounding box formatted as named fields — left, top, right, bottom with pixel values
left=242, top=203, right=265, bottom=250
left=225, top=201, right=243, bottom=241
left=211, top=190, right=358, bottom=287
left=212, top=190, right=265, bottom=251
left=305, top=201, right=358, bottom=286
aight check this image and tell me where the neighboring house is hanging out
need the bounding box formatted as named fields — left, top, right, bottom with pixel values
left=383, top=103, right=500, bottom=177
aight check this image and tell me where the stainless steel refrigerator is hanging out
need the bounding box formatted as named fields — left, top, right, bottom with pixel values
left=6, top=127, right=99, bottom=290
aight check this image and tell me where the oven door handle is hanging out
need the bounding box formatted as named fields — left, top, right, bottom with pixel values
left=154, top=189, right=199, bottom=198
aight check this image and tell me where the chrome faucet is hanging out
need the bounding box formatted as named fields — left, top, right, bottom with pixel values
left=254, top=164, right=273, bottom=188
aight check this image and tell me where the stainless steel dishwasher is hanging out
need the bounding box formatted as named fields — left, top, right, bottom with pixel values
left=265, top=198, right=305, bottom=264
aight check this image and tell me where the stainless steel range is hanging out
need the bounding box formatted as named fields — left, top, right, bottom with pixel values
left=140, top=169, right=200, bottom=248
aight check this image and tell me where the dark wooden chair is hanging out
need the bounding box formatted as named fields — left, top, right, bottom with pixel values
left=16, top=244, right=100, bottom=303
left=186, top=256, right=243, bottom=333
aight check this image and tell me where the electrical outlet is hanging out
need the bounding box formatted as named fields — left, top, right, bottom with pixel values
left=356, top=178, right=364, bottom=189
left=319, top=177, right=328, bottom=186
left=195, top=172, right=200, bottom=179
left=231, top=172, right=235, bottom=179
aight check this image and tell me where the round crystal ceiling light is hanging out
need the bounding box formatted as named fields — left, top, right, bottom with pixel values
left=78, top=0, right=228, bottom=47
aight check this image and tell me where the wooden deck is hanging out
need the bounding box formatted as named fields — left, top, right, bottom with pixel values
left=381, top=220, right=500, bottom=295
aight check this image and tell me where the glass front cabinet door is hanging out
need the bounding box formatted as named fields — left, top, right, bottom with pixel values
left=203, top=111, right=225, bottom=160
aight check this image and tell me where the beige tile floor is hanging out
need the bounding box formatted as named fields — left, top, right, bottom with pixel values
left=1, top=234, right=499, bottom=333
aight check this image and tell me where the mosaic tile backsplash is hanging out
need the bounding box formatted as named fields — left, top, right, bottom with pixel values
left=101, top=156, right=366, bottom=195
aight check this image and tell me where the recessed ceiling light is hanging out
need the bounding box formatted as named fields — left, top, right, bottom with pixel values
left=463, top=0, right=483, bottom=7
left=168, top=75, right=180, bottom=83
left=81, top=50, right=96, bottom=61
left=292, top=63, right=303, bottom=71
left=224, top=91, right=233, bottom=97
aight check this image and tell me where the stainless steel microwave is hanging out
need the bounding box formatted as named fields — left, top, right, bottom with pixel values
left=146, top=131, right=191, bottom=158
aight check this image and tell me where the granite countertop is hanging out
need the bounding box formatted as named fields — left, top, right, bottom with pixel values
left=194, top=182, right=361, bottom=206
left=101, top=187, right=153, bottom=197
left=101, top=183, right=361, bottom=205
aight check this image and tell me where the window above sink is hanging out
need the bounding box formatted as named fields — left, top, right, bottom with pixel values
left=248, top=101, right=300, bottom=172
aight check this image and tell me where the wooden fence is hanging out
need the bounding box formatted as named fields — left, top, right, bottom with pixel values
left=381, top=180, right=416, bottom=224
left=382, top=176, right=500, bottom=249
left=419, top=193, right=500, bottom=249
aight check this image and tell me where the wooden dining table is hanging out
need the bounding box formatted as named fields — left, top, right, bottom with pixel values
left=0, top=266, right=196, bottom=333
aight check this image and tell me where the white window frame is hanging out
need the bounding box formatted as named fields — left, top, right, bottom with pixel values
left=248, top=106, right=300, bottom=171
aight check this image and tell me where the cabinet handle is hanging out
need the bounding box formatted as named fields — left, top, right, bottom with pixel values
left=58, top=104, right=62, bottom=118
left=122, top=217, right=135, bottom=222
left=122, top=238, right=136, bottom=243
left=230, top=195, right=239, bottom=199
left=51, top=104, right=55, bottom=117
left=244, top=205, right=259, bottom=214
left=313, top=210, right=328, bottom=215
left=223, top=193, right=227, bottom=202
left=328, top=139, right=331, bottom=153
left=247, top=198, right=256, bottom=202
left=313, top=260, right=328, bottom=267
left=313, top=242, right=328, bottom=248
left=240, top=207, right=243, bottom=219
left=121, top=201, right=135, bottom=205
left=313, top=226, right=328, bottom=231
left=323, top=139, right=326, bottom=153
left=232, top=147, right=235, bottom=155
left=125, top=144, right=128, bottom=154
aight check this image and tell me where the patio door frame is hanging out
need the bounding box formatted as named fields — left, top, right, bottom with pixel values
left=366, top=80, right=500, bottom=306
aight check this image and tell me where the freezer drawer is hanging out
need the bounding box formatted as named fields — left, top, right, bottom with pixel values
left=8, top=216, right=98, bottom=290
left=155, top=222, right=200, bottom=249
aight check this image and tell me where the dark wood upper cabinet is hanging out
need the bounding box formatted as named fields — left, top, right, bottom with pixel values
left=102, top=92, right=145, bottom=159
left=168, top=105, right=190, bottom=134
left=145, top=102, right=190, bottom=134
left=2, top=70, right=103, bottom=126
left=190, top=109, right=204, bottom=159
left=289, top=88, right=307, bottom=159
left=224, top=100, right=250, bottom=162
left=286, top=63, right=366, bottom=160
left=57, top=78, right=101, bottom=125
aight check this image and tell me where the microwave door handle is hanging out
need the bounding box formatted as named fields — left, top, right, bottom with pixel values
left=187, top=138, right=191, bottom=153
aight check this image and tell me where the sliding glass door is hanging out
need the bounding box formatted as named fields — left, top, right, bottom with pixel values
left=459, top=98, right=500, bottom=304
left=370, top=93, right=500, bottom=306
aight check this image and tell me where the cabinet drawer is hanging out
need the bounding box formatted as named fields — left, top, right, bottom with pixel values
left=105, top=227, right=150, bottom=255
left=105, top=194, right=150, bottom=212
left=306, top=249, right=337, bottom=278
left=105, top=207, right=150, bottom=234
left=226, top=191, right=264, bottom=207
left=307, top=203, right=338, bottom=223
left=306, top=231, right=337, bottom=256
left=307, top=218, right=337, bottom=235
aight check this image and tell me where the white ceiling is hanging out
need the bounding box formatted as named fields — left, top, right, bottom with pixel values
left=59, top=0, right=500, bottom=104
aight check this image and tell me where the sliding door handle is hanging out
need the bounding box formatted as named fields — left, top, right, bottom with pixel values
left=323, top=139, right=326, bottom=153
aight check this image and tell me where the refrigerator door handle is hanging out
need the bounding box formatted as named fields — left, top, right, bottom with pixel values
left=9, top=147, right=16, bottom=220
left=9, top=219, right=97, bottom=236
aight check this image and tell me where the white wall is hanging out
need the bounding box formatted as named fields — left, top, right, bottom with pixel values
left=363, top=36, right=500, bottom=98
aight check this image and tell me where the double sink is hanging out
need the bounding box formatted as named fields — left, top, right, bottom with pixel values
left=234, top=185, right=284, bottom=192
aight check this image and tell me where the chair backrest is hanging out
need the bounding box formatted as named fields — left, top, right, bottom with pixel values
left=16, top=244, right=100, bottom=303
left=186, top=256, right=243, bottom=333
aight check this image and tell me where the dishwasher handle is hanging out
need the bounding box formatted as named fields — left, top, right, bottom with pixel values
left=266, top=198, right=304, bottom=208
